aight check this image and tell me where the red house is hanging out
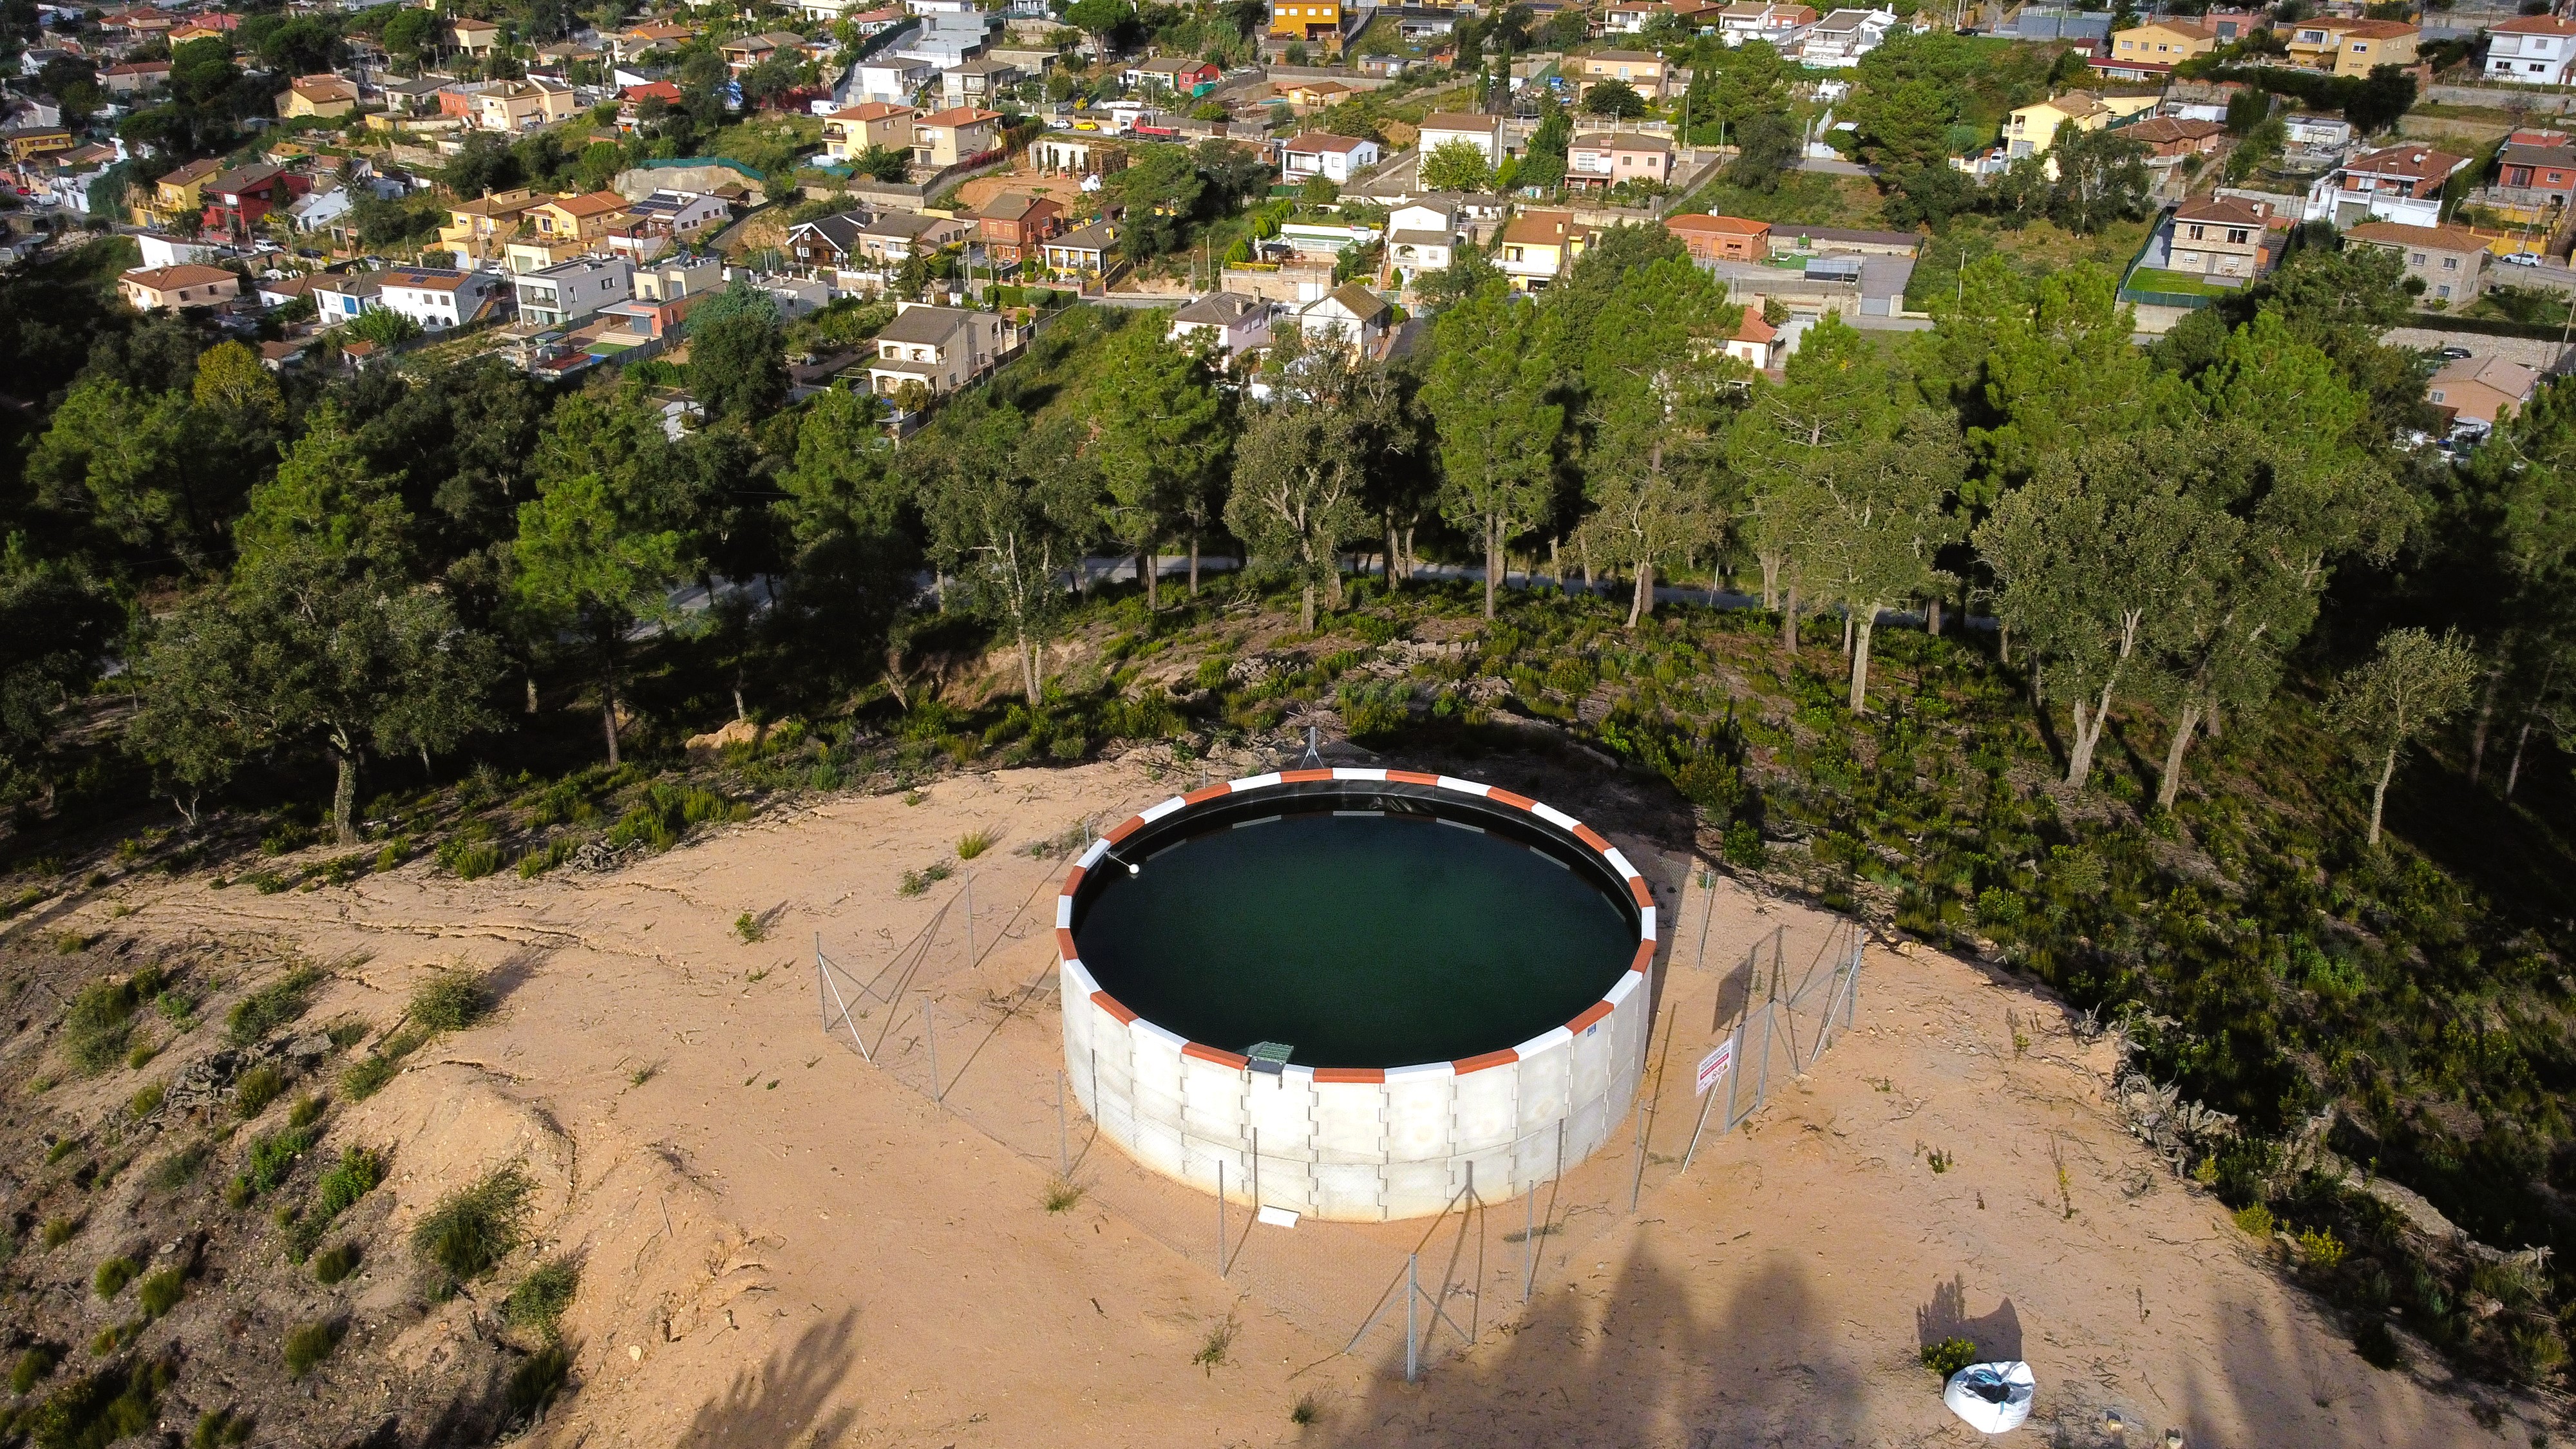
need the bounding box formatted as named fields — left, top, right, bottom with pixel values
left=969, top=191, right=1065, bottom=265
left=200, top=163, right=305, bottom=242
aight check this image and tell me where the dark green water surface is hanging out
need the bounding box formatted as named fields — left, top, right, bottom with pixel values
left=1074, top=811, right=1635, bottom=1068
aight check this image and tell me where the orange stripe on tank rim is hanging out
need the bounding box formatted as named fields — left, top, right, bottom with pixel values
left=1104, top=815, right=1147, bottom=844
left=1182, top=1041, right=1249, bottom=1069
left=1091, top=991, right=1139, bottom=1024
left=1571, top=823, right=1612, bottom=853
left=1628, top=940, right=1654, bottom=974
left=1313, top=1066, right=1386, bottom=1084
left=1566, top=1001, right=1615, bottom=1034
left=1055, top=927, right=1078, bottom=961
left=1277, top=768, right=1334, bottom=784
left=1452, top=1048, right=1519, bottom=1074
left=1182, top=782, right=1231, bottom=804
left=1625, top=876, right=1653, bottom=909
left=1385, top=769, right=1441, bottom=786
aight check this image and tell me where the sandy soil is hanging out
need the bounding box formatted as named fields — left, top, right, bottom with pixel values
left=955, top=167, right=1097, bottom=215
left=57, top=753, right=2548, bottom=1448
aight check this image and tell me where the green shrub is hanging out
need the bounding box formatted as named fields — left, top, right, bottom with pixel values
left=504, top=1343, right=571, bottom=1421
left=225, top=965, right=322, bottom=1046
left=61, top=978, right=141, bottom=1073
left=136, top=1267, right=184, bottom=1319
left=312, top=1242, right=361, bottom=1285
left=2297, top=1226, right=2345, bottom=1270
left=18, top=1358, right=173, bottom=1448
left=1721, top=819, right=1765, bottom=868
left=12, top=1344, right=60, bottom=1394
left=605, top=784, right=746, bottom=853
left=39, top=1217, right=76, bottom=1249
left=956, top=828, right=997, bottom=860
left=412, top=1166, right=533, bottom=1294
left=191, top=1408, right=254, bottom=1448
left=897, top=862, right=952, bottom=896
left=281, top=1320, right=343, bottom=1378
left=515, top=836, right=579, bottom=878
left=232, top=1064, right=285, bottom=1119
left=231, top=1122, right=318, bottom=1204
left=1920, top=1336, right=1978, bottom=1379
left=341, top=1054, right=399, bottom=1099
left=501, top=1258, right=580, bottom=1343
left=2233, top=1204, right=2276, bottom=1236
left=91, top=1256, right=137, bottom=1298
left=312, top=1145, right=386, bottom=1221
left=408, top=968, right=489, bottom=1034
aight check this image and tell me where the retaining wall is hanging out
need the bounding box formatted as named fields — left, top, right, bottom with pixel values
left=1057, top=767, right=1657, bottom=1221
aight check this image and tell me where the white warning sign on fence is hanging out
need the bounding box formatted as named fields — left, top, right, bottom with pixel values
left=1696, top=1040, right=1734, bottom=1096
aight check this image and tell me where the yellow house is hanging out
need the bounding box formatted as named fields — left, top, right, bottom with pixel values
left=2107, top=20, right=2215, bottom=64
left=150, top=156, right=223, bottom=223
left=529, top=189, right=632, bottom=243
left=3, top=127, right=73, bottom=163
left=451, top=17, right=502, bottom=56
left=2284, top=17, right=2418, bottom=77
left=822, top=102, right=913, bottom=160
left=276, top=74, right=359, bottom=119
left=1498, top=207, right=1591, bottom=292
left=1269, top=0, right=1342, bottom=43
left=1570, top=50, right=1672, bottom=100
left=504, top=235, right=592, bottom=273
left=119, top=264, right=242, bottom=311
left=437, top=187, right=542, bottom=262
left=2003, top=91, right=2159, bottom=158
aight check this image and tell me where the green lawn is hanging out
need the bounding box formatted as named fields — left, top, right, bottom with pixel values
left=1673, top=170, right=1888, bottom=229
left=2126, top=267, right=2239, bottom=297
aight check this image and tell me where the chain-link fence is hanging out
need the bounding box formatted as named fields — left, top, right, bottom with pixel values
left=815, top=817, right=1867, bottom=1381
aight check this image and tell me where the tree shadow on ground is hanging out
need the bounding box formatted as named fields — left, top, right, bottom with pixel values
left=1311, top=1238, right=1867, bottom=1447
left=674, top=1307, right=862, bottom=1449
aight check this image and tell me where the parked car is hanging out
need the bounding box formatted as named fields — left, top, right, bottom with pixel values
left=2438, top=345, right=2474, bottom=360
left=2503, top=251, right=2542, bottom=267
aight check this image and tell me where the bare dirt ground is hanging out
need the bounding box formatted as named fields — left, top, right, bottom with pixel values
left=954, top=166, right=1096, bottom=214
left=35, top=752, right=2552, bottom=1448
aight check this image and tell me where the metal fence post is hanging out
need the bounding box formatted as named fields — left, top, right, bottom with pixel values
left=1405, top=1253, right=1419, bottom=1382
left=1752, top=1004, right=1774, bottom=1112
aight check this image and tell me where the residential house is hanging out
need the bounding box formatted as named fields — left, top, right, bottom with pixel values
left=942, top=56, right=1023, bottom=106
left=101, top=59, right=170, bottom=95
left=2490, top=135, right=2576, bottom=211
left=1602, top=2, right=1660, bottom=33
left=1282, top=132, right=1380, bottom=184
left=2121, top=116, right=2226, bottom=159
left=787, top=212, right=870, bottom=270
left=1498, top=207, right=1589, bottom=291
left=1798, top=8, right=1893, bottom=68
left=2427, top=354, right=2537, bottom=428
left=531, top=190, right=633, bottom=245
left=288, top=184, right=355, bottom=232
left=2344, top=219, right=2490, bottom=306
left=1279, top=79, right=1353, bottom=109
left=167, top=21, right=231, bottom=46
left=825, top=102, right=914, bottom=160
left=855, top=57, right=938, bottom=104
left=865, top=301, right=1009, bottom=401
left=119, top=263, right=240, bottom=310
left=854, top=210, right=971, bottom=263
left=2282, top=17, right=2417, bottom=77
left=2202, top=9, right=2265, bottom=43
left=1416, top=112, right=1506, bottom=178
left=2003, top=91, right=2158, bottom=158
left=1393, top=8, right=1462, bottom=43
left=1123, top=56, right=1222, bottom=96
left=1717, top=3, right=1817, bottom=48
left=438, top=188, right=543, bottom=263
left=1665, top=212, right=1770, bottom=261
left=607, top=23, right=699, bottom=62
left=450, top=17, right=502, bottom=57
left=1567, top=133, right=1672, bottom=191
left=2105, top=19, right=2215, bottom=70
left=1294, top=283, right=1390, bottom=354
left=312, top=271, right=386, bottom=323
left=719, top=31, right=810, bottom=73
left=151, top=157, right=222, bottom=225
left=475, top=77, right=579, bottom=131
left=1269, top=0, right=1343, bottom=44
left=137, top=233, right=215, bottom=270
left=514, top=255, right=634, bottom=328
left=3, top=127, right=71, bottom=164
left=379, top=76, right=455, bottom=118
left=910, top=106, right=1002, bottom=167
left=968, top=191, right=1062, bottom=264
left=1724, top=311, right=1777, bottom=370
left=1384, top=201, right=1459, bottom=279
left=2164, top=195, right=2272, bottom=280
left=2485, top=15, right=2576, bottom=86
left=2303, top=144, right=2469, bottom=227
left=201, top=164, right=301, bottom=242
left=376, top=267, right=502, bottom=331
left=1168, top=290, right=1273, bottom=357
left=1042, top=217, right=1118, bottom=278
left=2283, top=114, right=2354, bottom=150
left=600, top=254, right=724, bottom=338
left=1569, top=50, right=1672, bottom=99
left=276, top=73, right=357, bottom=118
left=625, top=189, right=731, bottom=238
left=256, top=274, right=317, bottom=310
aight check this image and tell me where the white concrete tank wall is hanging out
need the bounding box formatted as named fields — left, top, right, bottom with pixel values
left=1057, top=768, right=1657, bottom=1223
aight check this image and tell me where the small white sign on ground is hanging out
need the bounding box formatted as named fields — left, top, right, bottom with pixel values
left=1696, top=1041, right=1735, bottom=1096
left=1256, top=1205, right=1298, bottom=1229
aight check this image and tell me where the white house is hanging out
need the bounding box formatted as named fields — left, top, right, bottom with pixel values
left=1281, top=132, right=1381, bottom=185
left=312, top=272, right=386, bottom=324
left=289, top=185, right=355, bottom=232
left=1295, top=283, right=1392, bottom=354
left=1415, top=111, right=1505, bottom=181
left=2485, top=15, right=2576, bottom=86
left=624, top=188, right=732, bottom=236
left=1385, top=201, right=1459, bottom=279
left=853, top=56, right=937, bottom=104
left=1168, top=290, right=1273, bottom=358
left=377, top=267, right=502, bottom=331
left=1799, top=8, right=1893, bottom=68
left=1723, top=311, right=1777, bottom=370
left=1719, top=2, right=1817, bottom=48
left=515, top=255, right=634, bottom=328
left=136, top=232, right=215, bottom=270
